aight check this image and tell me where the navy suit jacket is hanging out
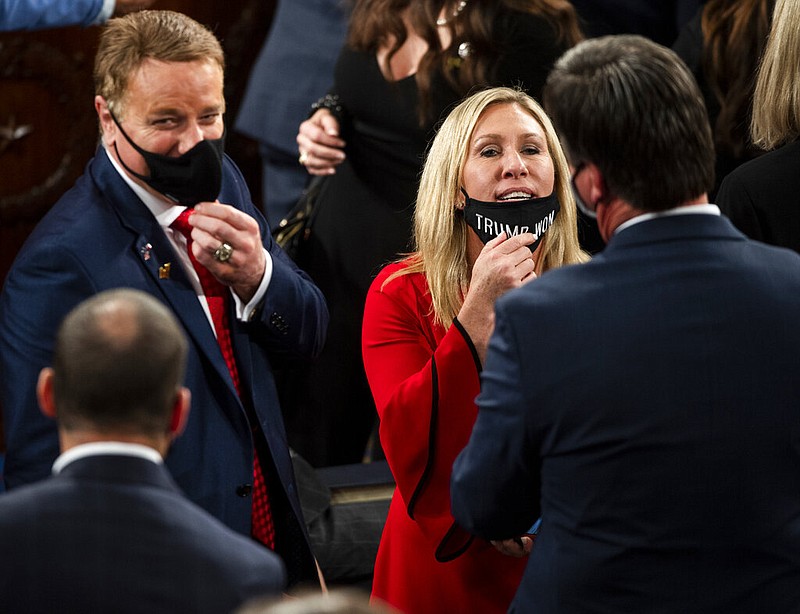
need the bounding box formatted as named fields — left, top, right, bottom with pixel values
left=0, top=453, right=285, bottom=613
left=0, top=149, right=328, bottom=583
left=235, top=0, right=349, bottom=156
left=452, top=213, right=800, bottom=612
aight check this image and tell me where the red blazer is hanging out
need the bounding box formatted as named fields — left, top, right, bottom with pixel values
left=363, top=261, right=525, bottom=614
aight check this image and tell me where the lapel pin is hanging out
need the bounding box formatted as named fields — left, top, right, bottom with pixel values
left=159, top=263, right=171, bottom=279
left=140, top=242, right=153, bottom=261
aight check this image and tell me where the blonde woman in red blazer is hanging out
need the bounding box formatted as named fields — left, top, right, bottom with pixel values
left=362, top=87, right=588, bottom=614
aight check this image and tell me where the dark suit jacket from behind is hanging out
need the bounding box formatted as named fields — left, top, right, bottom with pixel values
left=0, top=454, right=285, bottom=613
left=0, top=149, right=329, bottom=584
left=716, top=140, right=800, bottom=253
left=452, top=213, right=800, bottom=613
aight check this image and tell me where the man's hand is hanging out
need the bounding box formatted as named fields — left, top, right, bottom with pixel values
left=187, top=202, right=266, bottom=303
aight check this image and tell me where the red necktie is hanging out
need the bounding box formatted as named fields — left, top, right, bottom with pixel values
left=171, top=209, right=275, bottom=550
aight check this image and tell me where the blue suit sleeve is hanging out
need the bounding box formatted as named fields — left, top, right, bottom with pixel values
left=254, top=228, right=329, bottom=361
left=222, top=156, right=328, bottom=361
left=451, top=299, right=542, bottom=540
left=0, top=244, right=98, bottom=487
left=0, top=0, right=107, bottom=31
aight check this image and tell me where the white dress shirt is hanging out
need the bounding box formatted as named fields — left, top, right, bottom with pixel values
left=52, top=441, right=163, bottom=474
left=615, top=203, right=721, bottom=235
left=104, top=146, right=272, bottom=331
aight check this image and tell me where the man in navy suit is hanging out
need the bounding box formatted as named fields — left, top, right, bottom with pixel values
left=0, top=288, right=286, bottom=612
left=451, top=35, right=800, bottom=613
left=0, top=10, right=328, bottom=586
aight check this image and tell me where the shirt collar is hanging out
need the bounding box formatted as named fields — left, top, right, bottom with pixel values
left=103, top=145, right=186, bottom=228
left=615, top=203, right=720, bottom=235
left=52, top=441, right=163, bottom=474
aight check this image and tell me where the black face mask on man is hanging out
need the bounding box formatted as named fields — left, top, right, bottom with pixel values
left=461, top=187, right=560, bottom=253
left=111, top=113, right=225, bottom=207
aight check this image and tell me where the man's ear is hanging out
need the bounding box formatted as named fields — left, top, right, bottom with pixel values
left=37, top=367, right=57, bottom=420
left=167, top=387, right=191, bottom=437
left=94, top=95, right=116, bottom=143
left=585, top=163, right=611, bottom=207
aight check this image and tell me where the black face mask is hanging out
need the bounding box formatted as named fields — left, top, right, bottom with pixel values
left=111, top=113, right=225, bottom=207
left=461, top=187, right=560, bottom=253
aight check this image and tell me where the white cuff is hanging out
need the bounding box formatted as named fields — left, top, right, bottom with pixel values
left=233, top=247, right=273, bottom=321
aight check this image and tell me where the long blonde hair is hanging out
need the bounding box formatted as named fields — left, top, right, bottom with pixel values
left=750, top=0, right=800, bottom=149
left=392, top=86, right=587, bottom=328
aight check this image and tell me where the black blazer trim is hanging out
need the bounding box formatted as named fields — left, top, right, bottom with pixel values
left=407, top=355, right=439, bottom=520
left=453, top=316, right=482, bottom=373
left=435, top=520, right=476, bottom=563
left=433, top=319, right=480, bottom=562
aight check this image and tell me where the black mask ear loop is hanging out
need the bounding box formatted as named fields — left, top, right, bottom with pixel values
left=458, top=187, right=469, bottom=210
left=108, top=111, right=153, bottom=182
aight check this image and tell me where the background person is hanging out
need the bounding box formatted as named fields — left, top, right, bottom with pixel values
left=0, top=289, right=286, bottom=613
left=451, top=35, right=800, bottom=613
left=235, top=0, right=351, bottom=227
left=673, top=0, right=775, bottom=199
left=0, top=0, right=155, bottom=31
left=362, top=86, right=588, bottom=614
left=0, top=10, right=328, bottom=587
left=715, top=0, right=800, bottom=252
left=289, top=0, right=583, bottom=469
left=564, top=0, right=705, bottom=254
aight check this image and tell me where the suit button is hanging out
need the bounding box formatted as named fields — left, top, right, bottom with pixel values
left=270, top=312, right=289, bottom=334
left=236, top=483, right=252, bottom=497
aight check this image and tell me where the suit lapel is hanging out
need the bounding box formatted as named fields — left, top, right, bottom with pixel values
left=90, top=152, right=243, bottom=403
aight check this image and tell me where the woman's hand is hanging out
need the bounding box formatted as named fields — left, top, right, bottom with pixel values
left=457, top=232, right=537, bottom=362
left=296, top=109, right=346, bottom=175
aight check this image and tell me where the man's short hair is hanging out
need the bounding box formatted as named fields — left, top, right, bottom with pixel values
left=93, top=10, right=225, bottom=118
left=543, top=35, right=715, bottom=211
left=51, top=289, right=187, bottom=436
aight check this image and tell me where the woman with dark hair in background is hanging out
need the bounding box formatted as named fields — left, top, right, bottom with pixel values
left=288, top=0, right=582, bottom=468
left=673, top=0, right=775, bottom=198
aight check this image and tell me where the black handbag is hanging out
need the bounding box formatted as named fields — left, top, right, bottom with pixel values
left=271, top=176, right=326, bottom=262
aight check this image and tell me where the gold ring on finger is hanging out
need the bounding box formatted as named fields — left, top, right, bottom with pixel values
left=213, top=242, right=234, bottom=263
